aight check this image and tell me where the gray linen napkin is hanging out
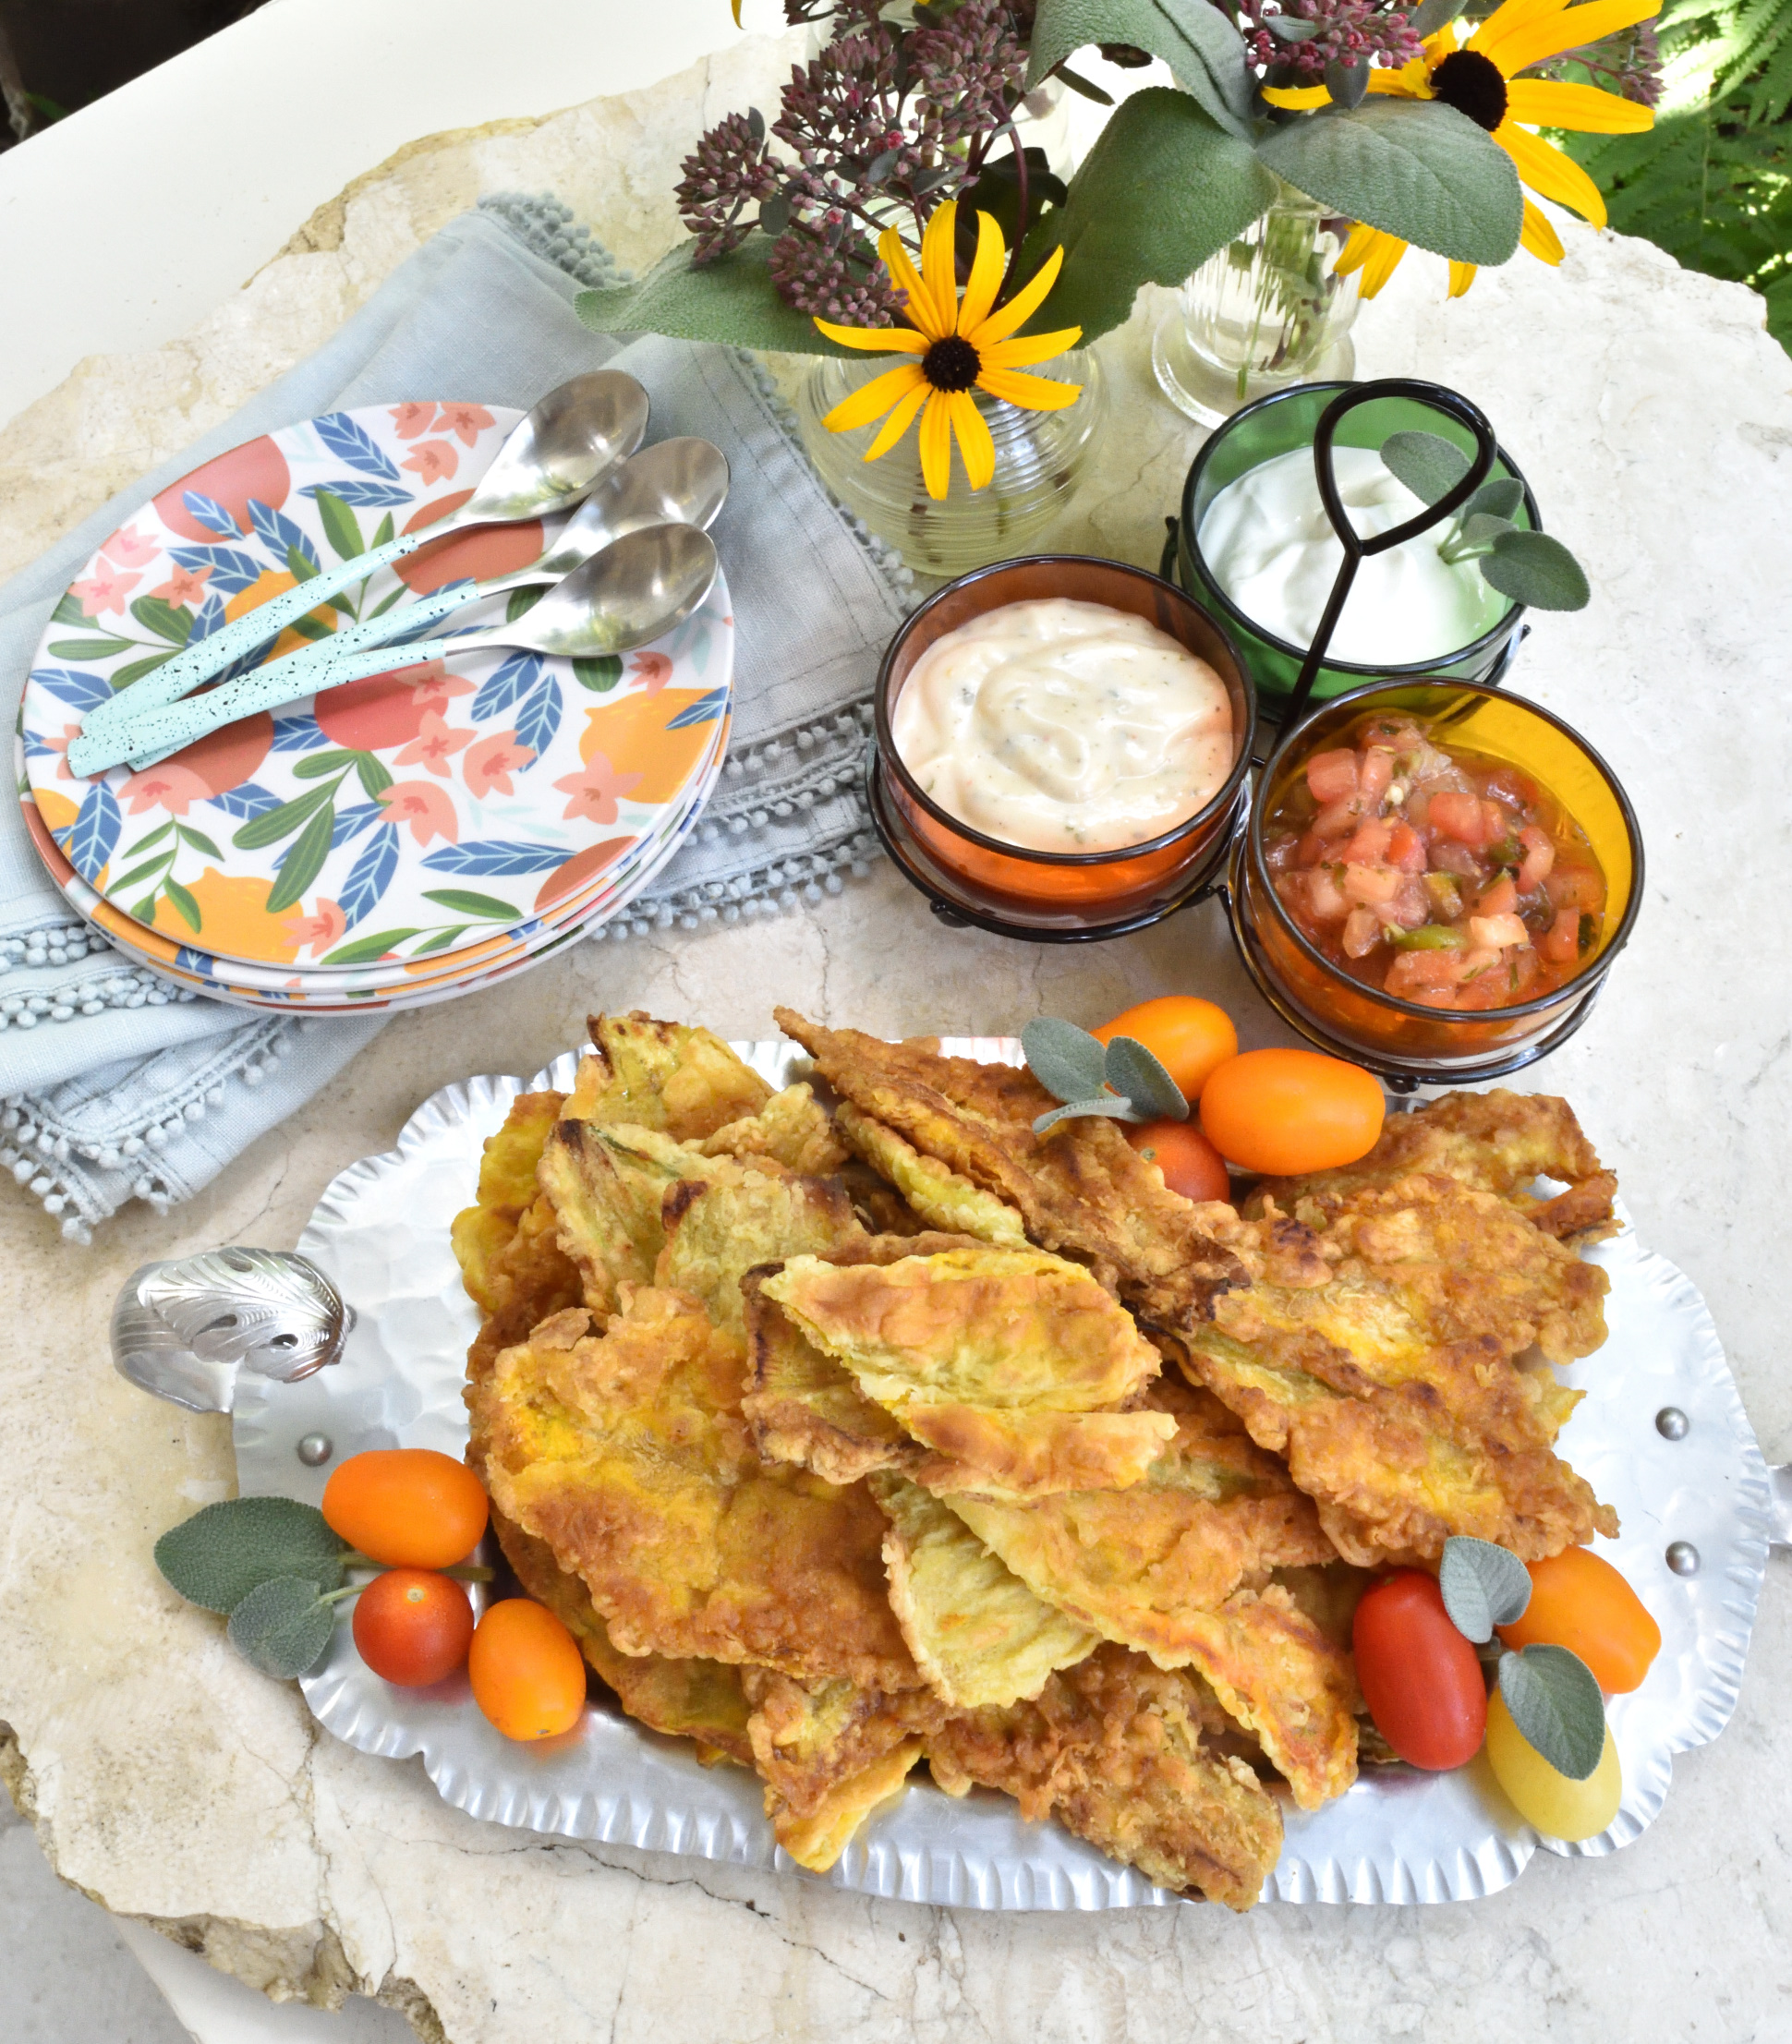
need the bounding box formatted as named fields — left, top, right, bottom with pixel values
left=0, top=206, right=911, bottom=1239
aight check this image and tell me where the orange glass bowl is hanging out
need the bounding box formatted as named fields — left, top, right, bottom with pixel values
left=870, top=555, right=1257, bottom=938
left=1231, top=680, right=1644, bottom=1076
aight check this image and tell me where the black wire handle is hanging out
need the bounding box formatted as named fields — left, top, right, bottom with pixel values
left=1283, top=378, right=1502, bottom=730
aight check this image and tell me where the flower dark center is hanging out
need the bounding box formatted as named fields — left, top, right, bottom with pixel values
left=922, top=334, right=981, bottom=393
left=1428, top=49, right=1508, bottom=132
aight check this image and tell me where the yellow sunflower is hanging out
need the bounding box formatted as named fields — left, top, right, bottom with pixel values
left=1265, top=0, right=1656, bottom=297
left=814, top=199, right=1083, bottom=500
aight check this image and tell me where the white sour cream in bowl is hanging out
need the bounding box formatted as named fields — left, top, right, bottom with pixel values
left=889, top=597, right=1235, bottom=855
left=1197, top=444, right=1510, bottom=665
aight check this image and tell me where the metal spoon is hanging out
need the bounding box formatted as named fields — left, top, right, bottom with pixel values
left=69, top=525, right=719, bottom=779
left=79, top=370, right=652, bottom=738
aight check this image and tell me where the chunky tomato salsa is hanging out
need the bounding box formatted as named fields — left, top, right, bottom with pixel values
left=1265, top=716, right=1606, bottom=1010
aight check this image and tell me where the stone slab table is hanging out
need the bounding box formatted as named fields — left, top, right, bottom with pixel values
left=2, top=34, right=1789, bottom=2044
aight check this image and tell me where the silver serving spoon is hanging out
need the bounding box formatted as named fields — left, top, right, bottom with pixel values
left=79, top=370, right=652, bottom=740
left=71, top=525, right=719, bottom=777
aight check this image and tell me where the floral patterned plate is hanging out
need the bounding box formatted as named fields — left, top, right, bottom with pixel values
left=22, top=405, right=733, bottom=974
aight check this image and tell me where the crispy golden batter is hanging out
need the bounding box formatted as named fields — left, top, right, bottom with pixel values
left=834, top=1103, right=1027, bottom=1247
left=657, top=1175, right=865, bottom=1338
left=769, top=1740, right=926, bottom=1872
left=701, top=1083, right=849, bottom=1175
left=774, top=1010, right=1245, bottom=1336
left=1258, top=1088, right=1617, bottom=1242
left=566, top=1010, right=771, bottom=1135
left=925, top=1644, right=1283, bottom=1911
left=742, top=1272, right=914, bottom=1485
left=939, top=1392, right=1354, bottom=1810
left=871, top=1473, right=1099, bottom=1707
left=1182, top=1174, right=1616, bottom=1566
left=475, top=1289, right=917, bottom=1689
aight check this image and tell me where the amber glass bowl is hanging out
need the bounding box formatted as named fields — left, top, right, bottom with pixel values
left=869, top=555, right=1256, bottom=938
left=1233, top=679, right=1643, bottom=1076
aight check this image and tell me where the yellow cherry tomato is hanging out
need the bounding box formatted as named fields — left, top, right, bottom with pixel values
left=321, top=1447, right=490, bottom=1569
left=1094, top=997, right=1237, bottom=1104
left=1496, top=1547, right=1661, bottom=1694
left=1197, top=1048, right=1385, bottom=1175
left=468, top=1599, right=587, bottom=1741
left=1484, top=1690, right=1622, bottom=1842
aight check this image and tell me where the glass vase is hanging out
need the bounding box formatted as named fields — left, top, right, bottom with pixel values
left=1152, top=182, right=1361, bottom=427
left=794, top=349, right=1106, bottom=578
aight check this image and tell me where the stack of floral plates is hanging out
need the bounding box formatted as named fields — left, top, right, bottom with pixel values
left=18, top=405, right=733, bottom=1011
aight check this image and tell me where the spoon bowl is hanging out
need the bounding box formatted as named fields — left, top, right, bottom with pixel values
left=461, top=369, right=652, bottom=521
left=514, top=438, right=730, bottom=588
left=517, top=523, right=720, bottom=659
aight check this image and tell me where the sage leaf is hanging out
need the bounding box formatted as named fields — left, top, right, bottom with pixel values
left=1381, top=429, right=1471, bottom=505
left=226, top=1575, right=337, bottom=1680
left=1479, top=529, right=1592, bottom=611
left=1102, top=1036, right=1189, bottom=1122
left=154, top=1495, right=345, bottom=1615
left=1026, top=0, right=1256, bottom=138
left=1461, top=476, right=1526, bottom=522
left=1462, top=512, right=1515, bottom=546
left=1439, top=1534, right=1532, bottom=1641
left=580, top=238, right=863, bottom=357
left=1023, top=1017, right=1109, bottom=1104
left=1499, top=1644, right=1606, bottom=1782
left=1326, top=58, right=1371, bottom=110
left=1411, top=0, right=1462, bottom=33
left=1033, top=1096, right=1141, bottom=1135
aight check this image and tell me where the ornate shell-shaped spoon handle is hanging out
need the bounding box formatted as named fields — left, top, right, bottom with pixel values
left=111, top=1247, right=355, bottom=1414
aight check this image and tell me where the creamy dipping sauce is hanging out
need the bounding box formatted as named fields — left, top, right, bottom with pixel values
left=890, top=597, right=1233, bottom=853
left=1198, top=445, right=1508, bottom=665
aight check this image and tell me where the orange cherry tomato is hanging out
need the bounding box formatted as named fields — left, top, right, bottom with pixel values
left=1353, top=1569, right=1487, bottom=1771
left=467, top=1599, right=587, bottom=1741
left=1495, top=1546, right=1661, bottom=1694
left=1198, top=1047, right=1385, bottom=1175
left=352, top=1568, right=475, bottom=1687
left=1094, top=997, right=1238, bottom=1105
left=321, top=1447, right=490, bottom=1570
left=1125, top=1119, right=1230, bottom=1203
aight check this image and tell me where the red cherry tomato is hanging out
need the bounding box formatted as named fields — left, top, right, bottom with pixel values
left=1199, top=1048, right=1385, bottom=1175
left=1124, top=1119, right=1230, bottom=1203
left=1496, top=1546, right=1661, bottom=1693
left=1353, top=1569, right=1488, bottom=1770
left=1094, top=997, right=1238, bottom=1103
left=321, top=1447, right=490, bottom=1569
left=352, top=1569, right=474, bottom=1687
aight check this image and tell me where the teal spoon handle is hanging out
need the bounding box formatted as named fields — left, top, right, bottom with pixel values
left=78, top=528, right=427, bottom=739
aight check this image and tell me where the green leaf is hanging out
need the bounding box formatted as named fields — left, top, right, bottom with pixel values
left=354, top=751, right=394, bottom=797
left=1461, top=476, right=1525, bottom=522
left=226, top=1575, right=338, bottom=1680
left=233, top=784, right=333, bottom=849
left=1410, top=0, right=1461, bottom=33
left=163, top=877, right=202, bottom=933
left=130, top=596, right=197, bottom=646
left=1479, top=529, right=1591, bottom=611
left=153, top=1495, right=345, bottom=1615
left=507, top=585, right=547, bottom=623
left=287, top=613, right=334, bottom=642
left=1018, top=89, right=1277, bottom=343
left=110, top=651, right=177, bottom=691
left=1326, top=57, right=1371, bottom=110
left=1459, top=512, right=1513, bottom=547
left=53, top=592, right=96, bottom=629
left=1103, top=1036, right=1189, bottom=1121
left=1439, top=1534, right=1532, bottom=1642
left=578, top=237, right=861, bottom=357
left=574, top=654, right=624, bottom=694
left=422, top=889, right=520, bottom=921
left=286, top=545, right=320, bottom=583
left=110, top=854, right=175, bottom=894
left=132, top=819, right=176, bottom=853
left=264, top=799, right=337, bottom=915
left=1026, top=0, right=1255, bottom=138
left=1023, top=1016, right=1110, bottom=1103
left=1256, top=99, right=1522, bottom=266
left=369, top=512, right=396, bottom=552
left=293, top=749, right=356, bottom=780
left=176, top=824, right=224, bottom=860
left=1498, top=1644, right=1606, bottom=1783
left=49, top=635, right=136, bottom=660
left=321, top=928, right=423, bottom=965
left=1380, top=429, right=1471, bottom=505
left=366, top=586, right=408, bottom=620
left=412, top=925, right=469, bottom=956
left=313, top=489, right=364, bottom=564
left=1033, top=1096, right=1144, bottom=1134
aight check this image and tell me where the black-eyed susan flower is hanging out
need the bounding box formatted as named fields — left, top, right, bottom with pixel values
left=1265, top=0, right=1657, bottom=297
left=813, top=200, right=1083, bottom=500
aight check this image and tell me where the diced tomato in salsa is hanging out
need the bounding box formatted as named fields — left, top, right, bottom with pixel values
left=1265, top=715, right=1606, bottom=1011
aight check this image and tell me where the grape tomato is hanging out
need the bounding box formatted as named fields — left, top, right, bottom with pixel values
left=1198, top=1047, right=1385, bottom=1176
left=468, top=1599, right=587, bottom=1742
left=1124, top=1119, right=1230, bottom=1203
left=352, top=1568, right=474, bottom=1687
left=1351, top=1569, right=1487, bottom=1772
left=1485, top=1691, right=1622, bottom=1841
left=1496, top=1546, right=1661, bottom=1693
left=1094, top=997, right=1238, bottom=1102
left=321, top=1447, right=490, bottom=1570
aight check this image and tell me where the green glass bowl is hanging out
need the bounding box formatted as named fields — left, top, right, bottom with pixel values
left=1172, top=380, right=1542, bottom=715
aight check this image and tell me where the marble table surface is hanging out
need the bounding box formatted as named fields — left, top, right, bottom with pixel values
left=2, top=30, right=1789, bottom=2044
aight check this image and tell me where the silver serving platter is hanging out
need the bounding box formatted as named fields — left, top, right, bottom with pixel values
left=232, top=1040, right=1776, bottom=1908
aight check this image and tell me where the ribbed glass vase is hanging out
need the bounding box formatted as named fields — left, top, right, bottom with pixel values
left=1152, top=181, right=1360, bottom=427
left=795, top=350, right=1106, bottom=577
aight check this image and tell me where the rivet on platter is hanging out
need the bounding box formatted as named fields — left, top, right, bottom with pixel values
left=297, top=1433, right=333, bottom=1467
left=1665, top=1541, right=1700, bottom=1577
left=1655, top=1407, right=1689, bottom=1440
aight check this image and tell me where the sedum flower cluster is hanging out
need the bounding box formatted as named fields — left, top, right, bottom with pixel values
left=1240, top=0, right=1424, bottom=80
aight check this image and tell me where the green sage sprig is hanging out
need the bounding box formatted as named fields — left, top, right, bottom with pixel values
left=1022, top=1018, right=1188, bottom=1135
left=1438, top=1534, right=1607, bottom=1781
left=1380, top=429, right=1591, bottom=612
